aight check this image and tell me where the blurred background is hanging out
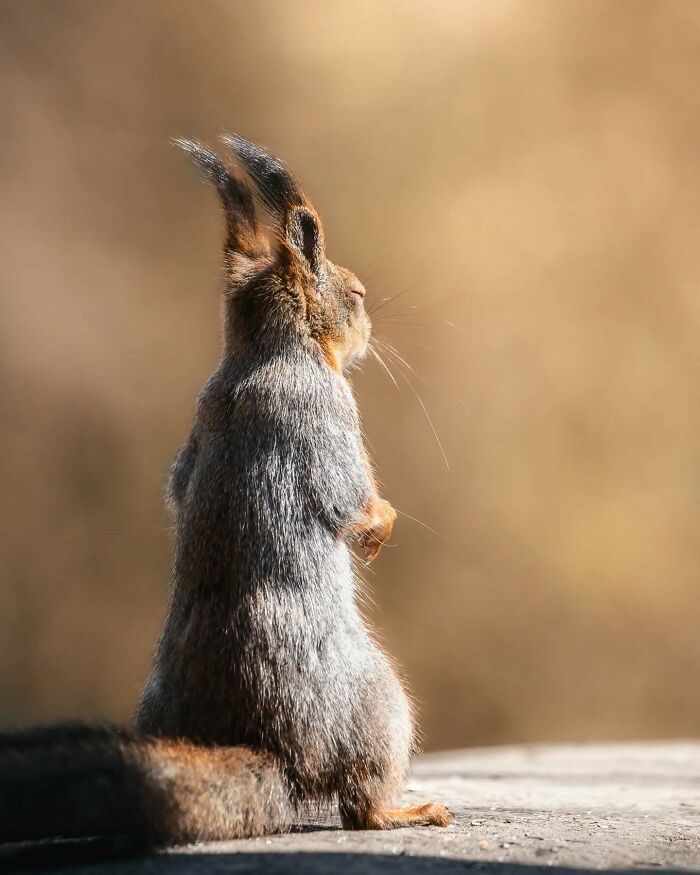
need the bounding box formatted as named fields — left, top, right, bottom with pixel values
left=1, top=0, right=699, bottom=751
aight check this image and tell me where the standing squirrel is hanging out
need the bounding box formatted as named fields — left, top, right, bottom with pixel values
left=0, top=135, right=452, bottom=851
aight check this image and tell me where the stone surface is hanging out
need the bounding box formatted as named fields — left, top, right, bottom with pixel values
left=7, top=742, right=700, bottom=873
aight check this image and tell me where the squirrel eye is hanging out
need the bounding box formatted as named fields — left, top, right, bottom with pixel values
left=350, top=287, right=366, bottom=299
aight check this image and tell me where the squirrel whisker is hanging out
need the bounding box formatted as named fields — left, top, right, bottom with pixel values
left=368, top=281, right=423, bottom=316
left=372, top=338, right=450, bottom=471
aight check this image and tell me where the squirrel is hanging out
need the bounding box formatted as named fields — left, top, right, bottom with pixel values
left=0, top=135, right=452, bottom=853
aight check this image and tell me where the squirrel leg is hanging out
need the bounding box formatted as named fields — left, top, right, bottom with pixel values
left=337, top=670, right=453, bottom=831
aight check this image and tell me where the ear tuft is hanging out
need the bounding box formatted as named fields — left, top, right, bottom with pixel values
left=221, top=133, right=306, bottom=219
left=174, top=138, right=227, bottom=186
left=175, top=138, right=258, bottom=254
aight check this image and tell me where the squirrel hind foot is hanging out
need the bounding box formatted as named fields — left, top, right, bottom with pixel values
left=341, top=802, right=453, bottom=831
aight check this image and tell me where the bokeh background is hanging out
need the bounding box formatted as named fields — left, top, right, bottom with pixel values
left=1, top=0, right=699, bottom=750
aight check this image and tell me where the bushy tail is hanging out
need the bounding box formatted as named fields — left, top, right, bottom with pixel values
left=0, top=724, right=291, bottom=854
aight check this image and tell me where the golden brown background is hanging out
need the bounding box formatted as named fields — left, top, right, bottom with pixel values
left=1, top=0, right=699, bottom=750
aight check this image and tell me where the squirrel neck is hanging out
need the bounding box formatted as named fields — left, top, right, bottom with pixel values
left=222, top=290, right=346, bottom=383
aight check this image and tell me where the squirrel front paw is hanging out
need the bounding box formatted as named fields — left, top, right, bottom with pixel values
left=356, top=497, right=397, bottom=561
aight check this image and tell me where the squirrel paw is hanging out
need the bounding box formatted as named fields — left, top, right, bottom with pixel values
left=356, top=498, right=397, bottom=562
left=342, top=802, right=453, bottom=830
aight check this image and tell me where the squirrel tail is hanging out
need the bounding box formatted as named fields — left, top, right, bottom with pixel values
left=0, top=724, right=292, bottom=851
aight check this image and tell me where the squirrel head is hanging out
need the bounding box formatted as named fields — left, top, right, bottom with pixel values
left=176, top=135, right=370, bottom=374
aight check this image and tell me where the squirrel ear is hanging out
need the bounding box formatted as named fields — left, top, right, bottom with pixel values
left=285, top=206, right=325, bottom=274
left=221, top=133, right=326, bottom=273
left=174, top=139, right=260, bottom=258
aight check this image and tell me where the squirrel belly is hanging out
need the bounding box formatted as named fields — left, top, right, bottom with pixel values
left=0, top=724, right=290, bottom=849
